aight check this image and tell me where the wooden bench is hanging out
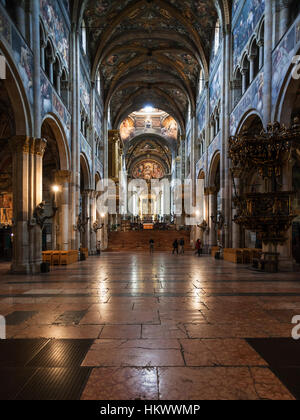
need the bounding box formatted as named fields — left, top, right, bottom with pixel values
left=223, top=248, right=243, bottom=264
left=42, top=250, right=80, bottom=266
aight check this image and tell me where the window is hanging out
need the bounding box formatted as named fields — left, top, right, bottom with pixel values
left=199, top=69, right=204, bottom=93
left=82, top=20, right=87, bottom=54
left=214, top=19, right=220, bottom=55
left=96, top=71, right=101, bottom=95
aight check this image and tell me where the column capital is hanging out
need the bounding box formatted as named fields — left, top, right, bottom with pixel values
left=108, top=130, right=120, bottom=143
left=9, top=136, right=47, bottom=156
left=33, top=138, right=47, bottom=156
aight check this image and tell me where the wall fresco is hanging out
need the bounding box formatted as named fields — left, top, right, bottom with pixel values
left=209, top=64, right=221, bottom=113
left=197, top=95, right=207, bottom=134
left=40, top=0, right=69, bottom=68
left=80, top=67, right=91, bottom=114
left=132, top=160, right=165, bottom=180
left=0, top=194, right=13, bottom=226
left=272, top=24, right=297, bottom=108
left=233, top=0, right=265, bottom=68
left=41, top=70, right=71, bottom=147
left=95, top=103, right=103, bottom=137
left=0, top=9, right=11, bottom=44
left=12, top=27, right=33, bottom=106
left=230, top=71, right=264, bottom=135
left=161, top=116, right=178, bottom=141
left=81, top=134, right=92, bottom=170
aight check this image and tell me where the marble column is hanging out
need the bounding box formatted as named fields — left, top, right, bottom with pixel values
left=81, top=190, right=91, bottom=251
left=10, top=137, right=47, bottom=274
left=55, top=170, right=71, bottom=251
left=232, top=174, right=241, bottom=249
left=208, top=187, right=217, bottom=248
left=258, top=40, right=264, bottom=69
left=90, top=190, right=97, bottom=255
left=263, top=0, right=273, bottom=126
left=71, top=24, right=81, bottom=250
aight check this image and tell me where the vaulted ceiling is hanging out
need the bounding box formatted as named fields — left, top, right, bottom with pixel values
left=81, top=0, right=222, bottom=131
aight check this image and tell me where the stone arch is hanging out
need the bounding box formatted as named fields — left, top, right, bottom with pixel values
left=235, top=110, right=264, bottom=136
left=274, top=46, right=300, bottom=125
left=0, top=41, right=32, bottom=136
left=80, top=153, right=91, bottom=190
left=41, top=114, right=70, bottom=170
left=209, top=152, right=221, bottom=188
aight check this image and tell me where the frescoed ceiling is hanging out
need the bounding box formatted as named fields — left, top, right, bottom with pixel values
left=82, top=0, right=220, bottom=131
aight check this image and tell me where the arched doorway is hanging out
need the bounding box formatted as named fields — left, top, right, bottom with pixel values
left=79, top=154, right=91, bottom=250
left=41, top=116, right=70, bottom=251
left=232, top=114, right=264, bottom=249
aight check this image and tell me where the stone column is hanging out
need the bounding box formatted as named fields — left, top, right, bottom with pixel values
left=208, top=187, right=217, bottom=248
left=90, top=190, right=97, bottom=255
left=10, top=137, right=47, bottom=274
left=81, top=190, right=91, bottom=251
left=31, top=139, right=47, bottom=270
left=249, top=55, right=256, bottom=83
left=70, top=24, right=81, bottom=250
left=55, top=170, right=71, bottom=251
left=241, top=68, right=248, bottom=95
left=258, top=40, right=264, bottom=69
left=10, top=136, right=31, bottom=273
left=232, top=174, right=241, bottom=249
left=263, top=0, right=273, bottom=126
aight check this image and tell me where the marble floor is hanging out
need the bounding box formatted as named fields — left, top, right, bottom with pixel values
left=0, top=253, right=300, bottom=400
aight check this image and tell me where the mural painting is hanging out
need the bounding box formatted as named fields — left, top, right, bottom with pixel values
left=272, top=25, right=296, bottom=107
left=230, top=71, right=264, bottom=135
left=233, top=0, right=265, bottom=68
left=161, top=116, right=178, bottom=141
left=40, top=0, right=69, bottom=67
left=0, top=8, right=11, bottom=44
left=120, top=117, right=135, bottom=142
left=80, top=68, right=91, bottom=113
left=197, top=96, right=206, bottom=134
left=41, top=71, right=52, bottom=116
left=12, top=28, right=33, bottom=105
left=209, top=64, right=221, bottom=113
left=132, top=160, right=165, bottom=180
left=0, top=194, right=13, bottom=226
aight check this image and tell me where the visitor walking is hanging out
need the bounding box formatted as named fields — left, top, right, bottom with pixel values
left=195, top=239, right=202, bottom=257
left=96, top=241, right=101, bottom=256
left=172, top=239, right=179, bottom=255
left=179, top=238, right=185, bottom=255
left=149, top=239, right=154, bottom=254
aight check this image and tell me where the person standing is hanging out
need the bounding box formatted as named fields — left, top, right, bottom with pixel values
left=195, top=239, right=202, bottom=257
left=149, top=239, right=154, bottom=255
left=172, top=239, right=179, bottom=255
left=179, top=238, right=185, bottom=255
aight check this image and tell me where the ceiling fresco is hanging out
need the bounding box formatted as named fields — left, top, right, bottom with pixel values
left=83, top=0, right=219, bottom=129
left=119, top=109, right=178, bottom=143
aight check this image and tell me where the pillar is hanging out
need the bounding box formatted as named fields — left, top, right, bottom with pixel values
left=81, top=190, right=91, bottom=250
left=90, top=190, right=97, bottom=255
left=208, top=187, right=217, bottom=248
left=232, top=175, right=241, bottom=249
left=263, top=0, right=273, bottom=126
left=55, top=170, right=71, bottom=251
left=10, top=137, right=47, bottom=274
